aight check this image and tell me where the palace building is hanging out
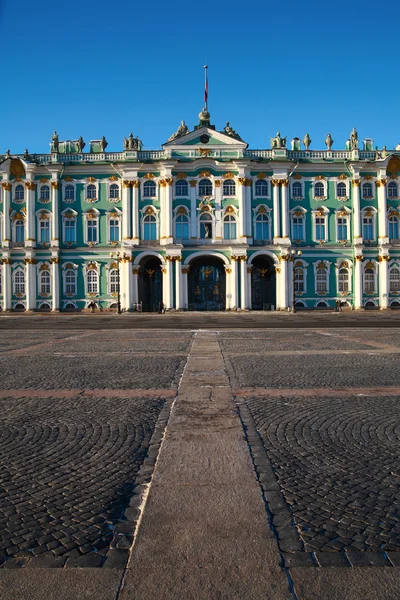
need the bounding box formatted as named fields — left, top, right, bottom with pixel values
left=1, top=108, right=400, bottom=312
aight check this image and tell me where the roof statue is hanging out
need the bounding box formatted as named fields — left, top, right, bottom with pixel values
left=123, top=133, right=142, bottom=150
left=270, top=132, right=286, bottom=149
left=167, top=120, right=189, bottom=142
left=325, top=134, right=334, bottom=150
left=76, top=136, right=85, bottom=152
left=51, top=131, right=59, bottom=152
left=23, top=149, right=30, bottom=160
left=350, top=127, right=358, bottom=150
left=99, top=136, right=108, bottom=152
left=222, top=122, right=243, bottom=142
left=303, top=133, right=311, bottom=150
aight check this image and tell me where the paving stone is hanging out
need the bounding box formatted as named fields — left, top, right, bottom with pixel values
left=345, top=551, right=391, bottom=567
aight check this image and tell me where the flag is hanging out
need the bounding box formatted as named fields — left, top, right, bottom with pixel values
left=204, top=66, right=208, bottom=106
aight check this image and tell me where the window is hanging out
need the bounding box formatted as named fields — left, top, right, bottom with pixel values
left=40, top=185, right=50, bottom=201
left=316, top=267, right=328, bottom=292
left=199, top=213, right=212, bottom=238
left=40, top=270, right=51, bottom=295
left=294, top=267, right=304, bottom=292
left=143, top=214, right=157, bottom=240
left=87, top=269, right=98, bottom=294
left=65, top=184, right=75, bottom=201
left=255, top=180, right=269, bottom=197
left=390, top=267, right=400, bottom=292
left=110, top=269, right=119, bottom=294
left=363, top=216, right=374, bottom=240
left=364, top=268, right=375, bottom=293
left=65, top=269, right=76, bottom=294
left=362, top=182, right=373, bottom=198
left=175, top=180, right=189, bottom=197
left=109, top=218, right=120, bottom=242
left=255, top=212, right=270, bottom=240
left=109, top=183, right=120, bottom=199
left=389, top=216, right=399, bottom=240
left=199, top=178, right=212, bottom=196
left=292, top=181, right=302, bottom=198
left=15, top=185, right=24, bottom=201
left=87, top=218, right=98, bottom=243
left=388, top=181, right=398, bottom=198
left=338, top=268, right=349, bottom=293
left=143, top=181, right=156, bottom=197
left=337, top=182, right=347, bottom=198
left=314, top=182, right=324, bottom=198
left=223, top=214, right=237, bottom=240
left=223, top=179, right=235, bottom=196
left=14, top=270, right=25, bottom=294
left=65, top=218, right=76, bottom=243
left=15, top=220, right=25, bottom=243
left=337, top=217, right=348, bottom=241
left=39, top=218, right=50, bottom=243
left=175, top=214, right=189, bottom=239
left=315, top=216, right=326, bottom=241
left=292, top=215, right=304, bottom=241
left=87, top=184, right=96, bottom=199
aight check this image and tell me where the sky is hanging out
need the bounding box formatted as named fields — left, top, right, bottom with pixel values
left=1, top=0, right=400, bottom=154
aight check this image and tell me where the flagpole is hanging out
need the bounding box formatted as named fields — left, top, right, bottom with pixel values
left=204, top=65, right=208, bottom=111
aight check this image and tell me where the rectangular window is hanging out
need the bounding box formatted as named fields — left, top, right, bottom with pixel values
left=315, top=217, right=326, bottom=241
left=363, top=218, right=373, bottom=241
left=40, top=220, right=50, bottom=243
left=87, top=219, right=98, bottom=243
left=292, top=217, right=304, bottom=240
left=337, top=218, right=348, bottom=241
left=65, top=220, right=76, bottom=243
left=109, top=219, right=120, bottom=242
left=364, top=272, right=375, bottom=292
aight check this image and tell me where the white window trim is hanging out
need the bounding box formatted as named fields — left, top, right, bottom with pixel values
left=313, top=179, right=327, bottom=200
left=13, top=182, right=25, bottom=204
left=61, top=262, right=79, bottom=297
left=222, top=207, right=238, bottom=241
left=290, top=206, right=307, bottom=242
left=62, top=180, right=76, bottom=203
left=140, top=205, right=160, bottom=241
left=335, top=178, right=350, bottom=201
left=11, top=211, right=26, bottom=244
left=84, top=261, right=100, bottom=296
left=35, top=209, right=52, bottom=245
left=106, top=207, right=122, bottom=244
left=0, top=211, right=3, bottom=245
left=174, top=179, right=190, bottom=198
left=83, top=209, right=100, bottom=245
left=254, top=178, right=270, bottom=199
left=252, top=205, right=272, bottom=242
left=142, top=179, right=157, bottom=199
left=363, top=260, right=378, bottom=295
left=173, top=206, right=190, bottom=240
left=335, top=259, right=353, bottom=295
left=291, top=179, right=304, bottom=200
left=293, top=259, right=308, bottom=295
left=335, top=208, right=351, bottom=242
left=387, top=180, right=399, bottom=200
left=12, top=264, right=26, bottom=296
left=313, top=259, right=331, bottom=295
left=312, top=207, right=329, bottom=242
left=361, top=180, right=375, bottom=200
left=107, top=181, right=121, bottom=202
left=197, top=178, right=214, bottom=199
left=84, top=180, right=99, bottom=203
left=388, top=260, right=400, bottom=294
left=222, top=179, right=237, bottom=198
left=197, top=209, right=215, bottom=241
left=361, top=206, right=377, bottom=242
left=106, top=263, right=120, bottom=295
left=61, top=208, right=78, bottom=245
left=38, top=182, right=51, bottom=204
left=36, top=262, right=52, bottom=297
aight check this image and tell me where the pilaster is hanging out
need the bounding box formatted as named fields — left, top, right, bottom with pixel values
left=278, top=255, right=289, bottom=310
left=2, top=258, right=11, bottom=310
left=2, top=181, right=11, bottom=246
left=122, top=181, right=132, bottom=240
left=354, top=255, right=363, bottom=309
left=25, top=257, right=37, bottom=311
left=246, top=265, right=252, bottom=309
left=214, top=180, right=223, bottom=241
left=132, top=266, right=139, bottom=304
left=181, top=265, right=189, bottom=310
left=189, top=180, right=197, bottom=239
left=230, top=257, right=239, bottom=309
left=239, top=256, right=248, bottom=309
left=352, top=178, right=362, bottom=242
left=237, top=178, right=247, bottom=241
left=50, top=181, right=60, bottom=246
left=25, top=180, right=36, bottom=248
left=378, top=254, right=389, bottom=309
left=245, top=179, right=253, bottom=243
left=281, top=179, right=289, bottom=239
left=376, top=177, right=388, bottom=243
left=50, top=257, right=60, bottom=311
left=175, top=257, right=182, bottom=310
left=131, top=181, right=140, bottom=243
left=272, top=179, right=281, bottom=241
left=121, top=256, right=133, bottom=310
left=162, top=258, right=174, bottom=309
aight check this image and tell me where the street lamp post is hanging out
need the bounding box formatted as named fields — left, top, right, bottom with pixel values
left=110, top=251, right=127, bottom=315
left=289, top=249, right=302, bottom=313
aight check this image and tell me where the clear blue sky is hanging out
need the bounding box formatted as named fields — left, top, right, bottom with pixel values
left=1, top=0, right=400, bottom=153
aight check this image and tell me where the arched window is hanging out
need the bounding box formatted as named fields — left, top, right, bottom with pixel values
left=388, top=181, right=398, bottom=198
left=255, top=180, right=268, bottom=197
left=87, top=269, right=98, bottom=294
left=109, top=183, right=120, bottom=199
left=65, top=269, right=76, bottom=294
left=175, top=180, right=188, bottom=197
left=39, top=217, right=50, bottom=243
left=364, top=266, right=375, bottom=293
left=15, top=220, right=25, bottom=243
left=223, top=214, right=237, bottom=239
left=143, top=181, right=156, bottom=197
left=314, top=182, right=324, bottom=198
left=390, top=267, right=400, bottom=292
left=316, top=266, right=328, bottom=292
left=143, top=214, right=157, bottom=240
left=199, top=212, right=212, bottom=238
left=40, top=185, right=50, bottom=200
left=14, top=270, right=25, bottom=294
left=292, top=182, right=302, bottom=198
left=87, top=184, right=96, bottom=199
left=389, top=215, right=399, bottom=240
left=362, top=182, right=373, bottom=198
left=199, top=178, right=212, bottom=196
left=15, top=185, right=24, bottom=201
left=338, top=267, right=349, bottom=293
left=337, top=182, right=347, bottom=198
left=40, top=270, right=51, bottom=294
left=223, top=179, right=236, bottom=196
left=65, top=184, right=75, bottom=200
left=255, top=212, right=270, bottom=240
left=175, top=214, right=189, bottom=239
left=294, top=267, right=304, bottom=292
left=109, top=217, right=120, bottom=242
left=110, top=269, right=119, bottom=294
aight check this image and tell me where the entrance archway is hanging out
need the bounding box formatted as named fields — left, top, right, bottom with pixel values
left=138, top=255, right=163, bottom=312
left=188, top=256, right=226, bottom=311
left=251, top=255, right=276, bottom=310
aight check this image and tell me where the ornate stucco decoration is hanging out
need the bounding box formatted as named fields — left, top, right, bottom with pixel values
left=164, top=178, right=173, bottom=186
left=168, top=121, right=189, bottom=142
left=176, top=173, right=187, bottom=179
left=338, top=174, right=348, bottom=180
left=109, top=175, right=119, bottom=181
left=144, top=173, right=156, bottom=179
left=2, top=183, right=11, bottom=191
left=293, top=174, right=303, bottom=179
left=315, top=175, right=326, bottom=181
left=223, top=173, right=235, bottom=179
left=200, top=171, right=211, bottom=178
left=214, top=180, right=221, bottom=187
left=352, top=179, right=361, bottom=186
left=25, top=182, right=36, bottom=191
left=198, top=148, right=212, bottom=157
left=189, top=180, right=197, bottom=187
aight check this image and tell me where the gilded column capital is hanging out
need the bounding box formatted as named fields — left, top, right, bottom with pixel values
left=245, top=178, right=253, bottom=186
left=50, top=257, right=60, bottom=264
left=161, top=267, right=167, bottom=274
left=24, top=258, right=37, bottom=265
left=238, top=177, right=247, bottom=186
left=123, top=180, right=133, bottom=188
left=280, top=255, right=290, bottom=261
left=189, top=180, right=197, bottom=188
left=271, top=179, right=281, bottom=187
left=354, top=255, right=364, bottom=261
left=164, top=177, right=173, bottom=186
left=181, top=266, right=190, bottom=274
left=132, top=267, right=140, bottom=275
left=224, top=267, right=232, bottom=274
left=352, top=178, right=361, bottom=187
left=214, top=180, right=222, bottom=187
left=132, top=180, right=140, bottom=188
left=50, top=181, right=59, bottom=190
left=376, top=178, right=388, bottom=187
left=1, top=182, right=11, bottom=191
left=246, top=266, right=253, bottom=274
left=281, top=178, right=289, bottom=187
left=159, top=179, right=166, bottom=187
left=25, top=182, right=36, bottom=191
left=2, top=258, right=12, bottom=264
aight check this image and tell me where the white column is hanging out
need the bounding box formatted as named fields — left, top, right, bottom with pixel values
left=3, top=259, right=11, bottom=310
left=354, top=257, right=363, bottom=309
left=132, top=267, right=139, bottom=304
left=230, top=258, right=238, bottom=309
left=2, top=182, right=11, bottom=244
left=214, top=181, right=223, bottom=241
left=164, top=179, right=173, bottom=243
left=51, top=258, right=60, bottom=311
left=25, top=182, right=36, bottom=246
left=246, top=265, right=252, bottom=309
left=181, top=266, right=189, bottom=309
left=245, top=179, right=253, bottom=243
left=121, top=258, right=133, bottom=310
left=272, top=180, right=281, bottom=240
left=122, top=181, right=132, bottom=240
left=240, top=257, right=248, bottom=309
left=25, top=259, right=36, bottom=311
left=162, top=260, right=173, bottom=309
left=51, top=181, right=59, bottom=244
left=238, top=179, right=246, bottom=240
left=131, top=181, right=139, bottom=242
left=352, top=179, right=362, bottom=241
left=175, top=258, right=182, bottom=310
left=377, top=178, right=388, bottom=241
left=281, top=179, right=289, bottom=238
left=278, top=257, right=289, bottom=309
left=379, top=256, right=389, bottom=309
left=159, top=181, right=166, bottom=243
left=189, top=180, right=197, bottom=239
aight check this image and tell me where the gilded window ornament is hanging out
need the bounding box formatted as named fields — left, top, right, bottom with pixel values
left=64, top=176, right=73, bottom=182
left=315, top=175, right=325, bottom=181
left=109, top=175, right=118, bottom=181
left=256, top=172, right=267, bottom=180
left=87, top=177, right=96, bottom=183
left=145, top=207, right=155, bottom=215
left=223, top=172, right=235, bottom=179
left=189, top=180, right=197, bottom=187
left=176, top=173, right=187, bottom=179
left=200, top=171, right=211, bottom=178
left=143, top=173, right=156, bottom=179
left=293, top=173, right=303, bottom=179
left=177, top=207, right=187, bottom=215
left=338, top=174, right=348, bottom=180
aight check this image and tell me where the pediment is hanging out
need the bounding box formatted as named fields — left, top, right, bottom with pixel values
left=163, top=127, right=248, bottom=149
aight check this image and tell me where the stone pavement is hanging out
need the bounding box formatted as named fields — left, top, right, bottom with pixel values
left=0, top=326, right=399, bottom=599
